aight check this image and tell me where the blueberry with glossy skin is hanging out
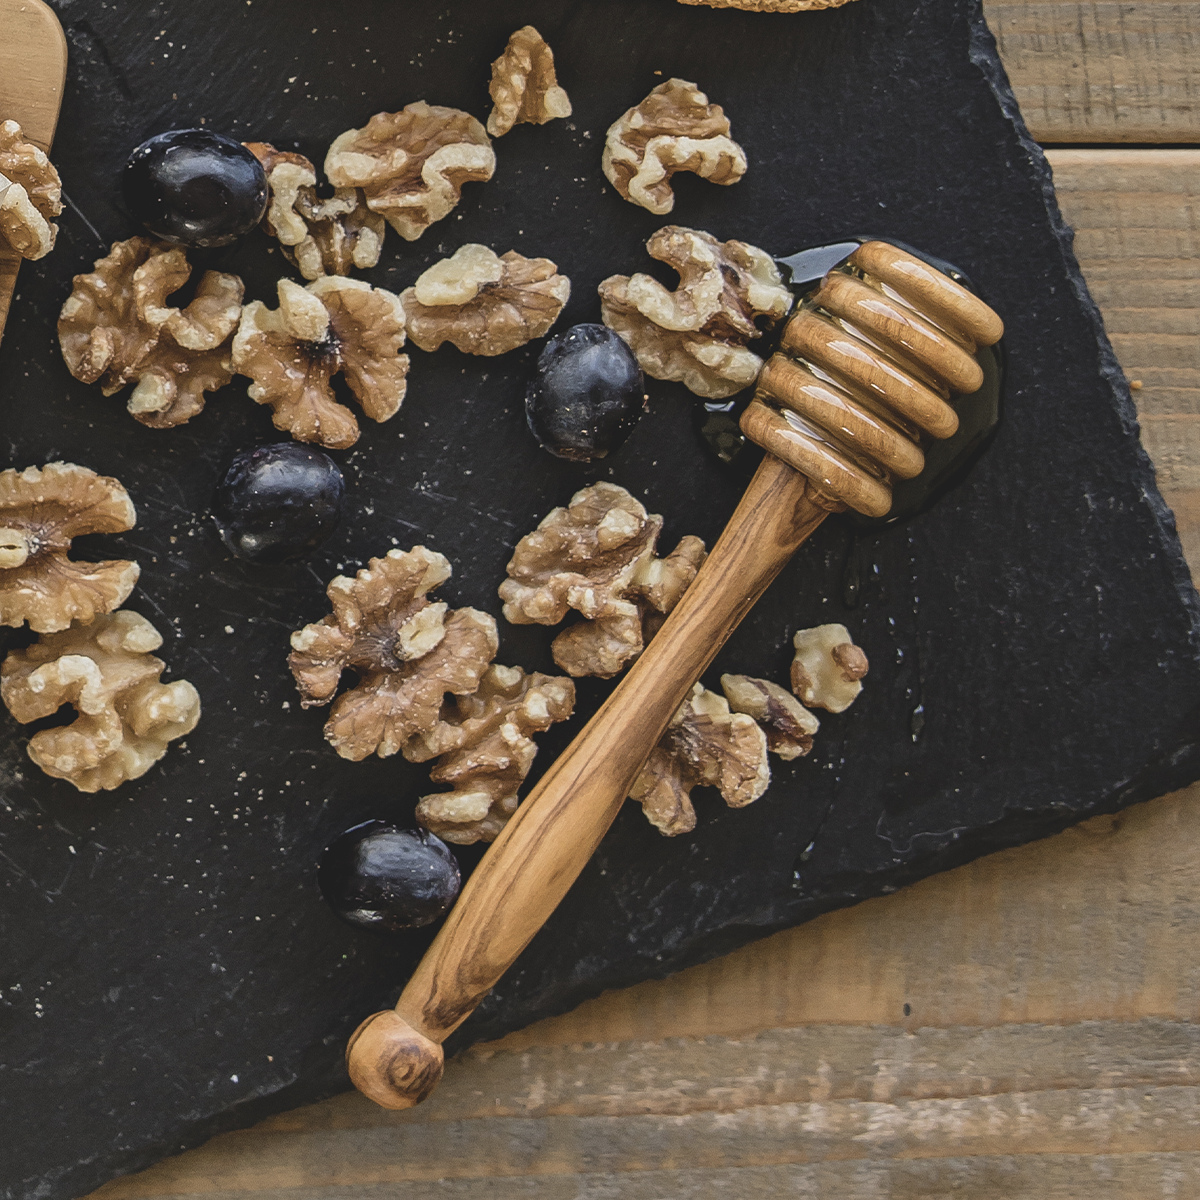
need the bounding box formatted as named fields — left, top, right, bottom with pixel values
left=123, top=129, right=268, bottom=248
left=526, top=324, right=646, bottom=462
left=213, top=443, right=344, bottom=564
left=319, top=822, right=462, bottom=933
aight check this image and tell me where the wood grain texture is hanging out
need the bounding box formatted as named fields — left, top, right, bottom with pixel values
left=981, top=0, right=1200, bottom=143
left=0, top=0, right=67, bottom=342
left=82, top=40, right=1200, bottom=1200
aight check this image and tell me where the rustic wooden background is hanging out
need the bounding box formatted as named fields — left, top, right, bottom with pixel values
left=86, top=2, right=1200, bottom=1196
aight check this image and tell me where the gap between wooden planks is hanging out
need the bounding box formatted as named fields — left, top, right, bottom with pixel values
left=86, top=147, right=1200, bottom=1200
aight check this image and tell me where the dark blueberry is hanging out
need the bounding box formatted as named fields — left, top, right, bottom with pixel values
left=122, top=129, right=268, bottom=248
left=526, top=324, right=646, bottom=462
left=319, top=822, right=461, bottom=933
left=213, top=442, right=344, bottom=564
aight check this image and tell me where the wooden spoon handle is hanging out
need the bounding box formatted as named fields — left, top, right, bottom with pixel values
left=347, top=454, right=831, bottom=1108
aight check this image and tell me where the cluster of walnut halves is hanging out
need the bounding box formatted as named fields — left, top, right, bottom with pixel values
left=630, top=624, right=869, bottom=836
left=0, top=120, right=62, bottom=261
left=288, top=546, right=574, bottom=845
left=0, top=462, right=198, bottom=792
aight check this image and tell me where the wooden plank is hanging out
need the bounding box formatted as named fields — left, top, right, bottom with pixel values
left=981, top=0, right=1200, bottom=144
left=85, top=149, right=1200, bottom=1200
left=0, top=0, right=68, bottom=342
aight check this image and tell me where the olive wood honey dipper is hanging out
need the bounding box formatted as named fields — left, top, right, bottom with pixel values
left=348, top=240, right=1005, bottom=1109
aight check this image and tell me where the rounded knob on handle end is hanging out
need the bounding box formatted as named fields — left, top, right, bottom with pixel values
left=346, top=1009, right=444, bottom=1110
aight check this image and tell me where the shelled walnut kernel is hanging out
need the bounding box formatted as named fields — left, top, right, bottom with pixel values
left=500, top=482, right=706, bottom=679
left=409, top=664, right=575, bottom=844
left=487, top=26, right=573, bottom=138
left=325, top=102, right=495, bottom=241
left=0, top=119, right=62, bottom=260
left=599, top=226, right=792, bottom=400
left=1, top=611, right=200, bottom=793
left=288, top=547, right=499, bottom=761
left=402, top=245, right=570, bottom=356
left=245, top=142, right=385, bottom=280
left=791, top=623, right=868, bottom=713
left=721, top=673, right=819, bottom=760
left=629, top=683, right=769, bottom=836
left=58, top=237, right=244, bottom=427
left=232, top=275, right=408, bottom=449
left=602, top=79, right=746, bottom=215
left=0, top=462, right=139, bottom=633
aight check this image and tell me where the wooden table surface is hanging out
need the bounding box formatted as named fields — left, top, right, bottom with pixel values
left=87, top=3, right=1200, bottom=1197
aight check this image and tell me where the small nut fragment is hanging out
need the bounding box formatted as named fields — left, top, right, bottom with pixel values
left=499, top=482, right=706, bottom=678
left=0, top=119, right=62, bottom=260
left=791, top=623, right=869, bottom=713
left=325, top=102, right=496, bottom=241
left=1, top=611, right=200, bottom=793
left=487, top=26, right=573, bottom=138
left=289, top=547, right=499, bottom=761
left=721, top=673, right=819, bottom=760
left=232, top=275, right=408, bottom=449
left=602, top=79, right=746, bottom=215
left=245, top=142, right=386, bottom=280
left=629, top=683, right=769, bottom=836
left=0, top=462, right=139, bottom=633
left=410, top=664, right=575, bottom=844
left=600, top=226, right=792, bottom=399
left=58, top=236, right=244, bottom=427
left=402, top=245, right=570, bottom=356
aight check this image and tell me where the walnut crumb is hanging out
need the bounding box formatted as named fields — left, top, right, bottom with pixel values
left=499, top=482, right=706, bottom=678
left=411, top=664, right=575, bottom=844
left=325, top=102, right=495, bottom=241
left=629, top=682, right=769, bottom=836
left=602, top=79, right=746, bottom=215
left=487, top=26, right=573, bottom=138
left=245, top=142, right=385, bottom=280
left=1, top=611, right=200, bottom=793
left=232, top=275, right=408, bottom=448
left=600, top=226, right=792, bottom=399
left=0, top=462, right=139, bottom=633
left=0, top=120, right=62, bottom=260
left=402, top=245, right=570, bottom=356
left=288, top=547, right=499, bottom=761
left=791, top=623, right=868, bottom=712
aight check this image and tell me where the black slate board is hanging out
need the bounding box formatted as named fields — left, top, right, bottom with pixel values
left=2, top=0, right=1198, bottom=1195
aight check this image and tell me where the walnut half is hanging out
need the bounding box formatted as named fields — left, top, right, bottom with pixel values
left=602, top=79, right=746, bottom=215
left=245, top=142, right=386, bottom=280
left=1, top=611, right=200, bottom=793
left=487, top=26, right=573, bottom=138
left=410, top=664, right=575, bottom=845
left=791, top=624, right=869, bottom=712
left=325, top=103, right=496, bottom=242
left=0, top=119, right=62, bottom=260
left=58, top=237, right=244, bottom=428
left=0, top=462, right=139, bottom=633
left=288, top=547, right=499, bottom=761
left=721, top=673, right=819, bottom=759
left=402, top=245, right=570, bottom=356
left=629, top=683, right=769, bottom=836
left=600, top=226, right=792, bottom=400
left=232, top=276, right=408, bottom=449
left=499, top=482, right=706, bottom=679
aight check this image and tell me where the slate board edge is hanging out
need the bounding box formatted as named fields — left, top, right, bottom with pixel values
left=14, top=3, right=1200, bottom=1198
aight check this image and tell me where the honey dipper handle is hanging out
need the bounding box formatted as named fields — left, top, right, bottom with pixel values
left=347, top=455, right=830, bottom=1109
